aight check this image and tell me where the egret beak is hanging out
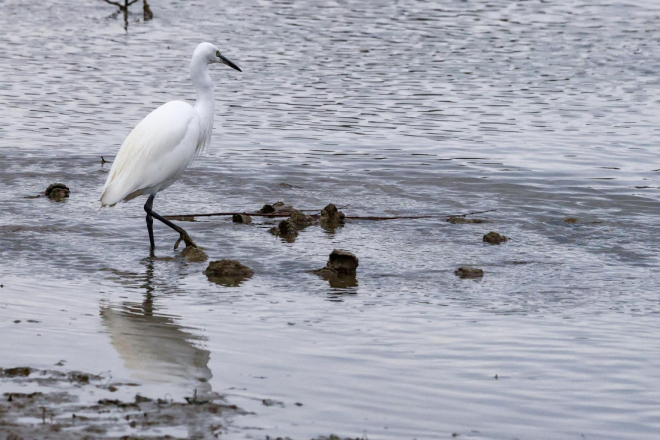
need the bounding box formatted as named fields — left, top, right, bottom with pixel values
left=219, top=54, right=242, bottom=72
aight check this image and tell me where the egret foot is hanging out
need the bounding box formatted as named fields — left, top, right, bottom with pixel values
left=174, top=229, right=198, bottom=250
left=144, top=194, right=199, bottom=251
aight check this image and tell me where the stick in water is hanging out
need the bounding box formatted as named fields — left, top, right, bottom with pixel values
left=163, top=209, right=496, bottom=221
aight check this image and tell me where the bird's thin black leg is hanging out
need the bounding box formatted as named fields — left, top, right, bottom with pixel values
left=144, top=196, right=198, bottom=250
left=144, top=194, right=156, bottom=250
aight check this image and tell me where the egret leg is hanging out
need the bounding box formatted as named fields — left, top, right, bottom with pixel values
left=144, top=195, right=198, bottom=250
left=144, top=195, right=156, bottom=250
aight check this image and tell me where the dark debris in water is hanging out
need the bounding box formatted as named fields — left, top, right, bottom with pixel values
left=483, top=231, right=508, bottom=244
left=2, top=367, right=31, bottom=377
left=232, top=213, right=252, bottom=224
left=262, top=398, right=285, bottom=407
left=269, top=209, right=317, bottom=242
left=319, top=203, right=345, bottom=232
left=455, top=266, right=484, bottom=279
left=260, top=201, right=294, bottom=215
left=44, top=183, right=70, bottom=202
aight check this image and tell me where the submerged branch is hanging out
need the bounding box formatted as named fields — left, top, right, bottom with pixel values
left=164, top=209, right=496, bottom=221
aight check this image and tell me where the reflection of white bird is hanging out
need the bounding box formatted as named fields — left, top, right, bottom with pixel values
left=100, top=42, right=241, bottom=251
left=100, top=303, right=213, bottom=394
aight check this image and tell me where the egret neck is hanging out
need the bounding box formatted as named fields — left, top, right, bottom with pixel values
left=190, top=49, right=215, bottom=150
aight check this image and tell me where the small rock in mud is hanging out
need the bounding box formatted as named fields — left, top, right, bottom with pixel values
left=455, top=266, right=484, bottom=279
left=447, top=216, right=487, bottom=224
left=259, top=204, right=275, bottom=214
left=483, top=231, right=508, bottom=244
left=204, top=260, right=254, bottom=286
left=181, top=246, right=208, bottom=262
left=232, top=214, right=252, bottom=224
left=2, top=367, right=31, bottom=377
left=45, top=183, right=70, bottom=201
left=564, top=217, right=579, bottom=224
left=320, top=204, right=345, bottom=226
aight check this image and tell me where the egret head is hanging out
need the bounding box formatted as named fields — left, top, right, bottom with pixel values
left=194, top=42, right=242, bottom=72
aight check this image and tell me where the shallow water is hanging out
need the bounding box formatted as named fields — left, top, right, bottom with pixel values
left=1, top=0, right=660, bottom=438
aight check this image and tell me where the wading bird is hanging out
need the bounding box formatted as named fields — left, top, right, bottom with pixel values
left=100, top=42, right=241, bottom=251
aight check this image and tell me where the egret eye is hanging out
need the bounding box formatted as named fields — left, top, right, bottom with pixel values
left=216, top=50, right=221, bottom=57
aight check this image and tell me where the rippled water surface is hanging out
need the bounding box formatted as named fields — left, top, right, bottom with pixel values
left=1, top=0, right=660, bottom=438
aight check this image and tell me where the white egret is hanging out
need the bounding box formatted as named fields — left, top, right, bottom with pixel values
left=100, top=42, right=241, bottom=251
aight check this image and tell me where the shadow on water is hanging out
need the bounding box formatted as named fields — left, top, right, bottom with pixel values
left=100, top=257, right=213, bottom=395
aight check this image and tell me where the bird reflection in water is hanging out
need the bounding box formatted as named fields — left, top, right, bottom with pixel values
left=100, top=257, right=212, bottom=395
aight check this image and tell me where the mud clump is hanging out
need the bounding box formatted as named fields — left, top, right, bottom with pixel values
left=326, top=249, right=359, bottom=275
left=204, top=260, right=254, bottom=286
left=181, top=246, right=208, bottom=262
left=269, top=210, right=316, bottom=242
left=2, top=367, right=31, bottom=377
left=269, top=219, right=298, bottom=242
left=483, top=231, right=508, bottom=244
left=260, top=201, right=294, bottom=215
left=272, top=201, right=294, bottom=214
left=232, top=214, right=252, bottom=224
left=455, top=266, right=484, bottom=279
left=205, top=260, right=254, bottom=277
left=289, top=210, right=316, bottom=228
left=312, top=250, right=359, bottom=287
left=320, top=204, right=345, bottom=225
left=45, top=183, right=70, bottom=201
left=447, top=216, right=487, bottom=224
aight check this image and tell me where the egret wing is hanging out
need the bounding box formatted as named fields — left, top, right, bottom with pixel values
left=100, top=101, right=201, bottom=206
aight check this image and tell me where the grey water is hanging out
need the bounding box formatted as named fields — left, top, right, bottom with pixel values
left=1, top=0, right=660, bottom=438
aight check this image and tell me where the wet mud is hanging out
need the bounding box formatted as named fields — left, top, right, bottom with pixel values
left=0, top=367, right=244, bottom=440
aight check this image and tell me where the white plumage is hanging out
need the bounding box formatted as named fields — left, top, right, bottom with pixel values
left=100, top=101, right=202, bottom=206
left=100, top=42, right=241, bottom=251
